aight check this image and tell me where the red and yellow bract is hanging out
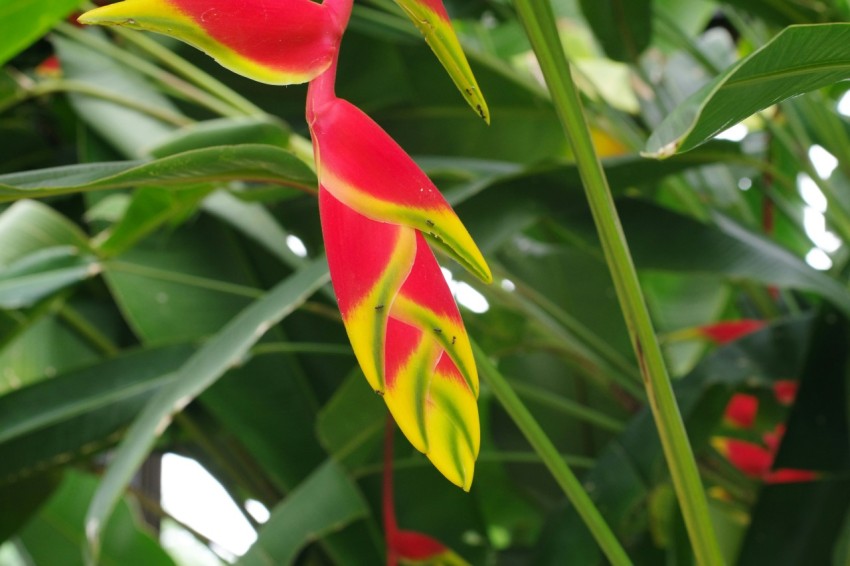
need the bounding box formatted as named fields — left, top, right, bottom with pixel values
left=79, top=0, right=345, bottom=84
left=79, top=0, right=490, bottom=490
left=310, top=54, right=486, bottom=489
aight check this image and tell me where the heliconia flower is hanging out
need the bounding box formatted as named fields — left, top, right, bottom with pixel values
left=772, top=380, right=798, bottom=405
left=306, top=27, right=487, bottom=488
left=318, top=150, right=483, bottom=489
left=712, top=434, right=817, bottom=484
left=35, top=55, right=62, bottom=78
left=665, top=319, right=766, bottom=345
left=392, top=0, right=489, bottom=123
left=698, top=319, right=766, bottom=344
left=78, top=0, right=348, bottom=85
left=724, top=393, right=758, bottom=428
left=81, top=0, right=489, bottom=489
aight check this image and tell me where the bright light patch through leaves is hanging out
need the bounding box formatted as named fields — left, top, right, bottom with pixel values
left=162, top=453, right=256, bottom=557
left=442, top=267, right=490, bottom=313
left=806, top=247, right=833, bottom=270
left=285, top=234, right=308, bottom=258
left=809, top=145, right=838, bottom=179
left=715, top=123, right=748, bottom=142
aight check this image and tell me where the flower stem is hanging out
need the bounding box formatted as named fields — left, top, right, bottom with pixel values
left=473, top=341, right=632, bottom=566
left=511, top=2, right=723, bottom=564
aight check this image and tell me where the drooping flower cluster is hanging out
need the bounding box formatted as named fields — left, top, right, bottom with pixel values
left=80, top=0, right=491, bottom=490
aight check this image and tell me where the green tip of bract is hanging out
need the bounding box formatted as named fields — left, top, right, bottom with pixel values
left=392, top=0, right=490, bottom=124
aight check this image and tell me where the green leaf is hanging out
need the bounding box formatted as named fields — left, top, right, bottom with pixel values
left=0, top=144, right=316, bottom=202
left=84, top=260, right=329, bottom=561
left=103, top=214, right=260, bottom=344
left=0, top=471, right=63, bottom=542
left=736, top=479, right=850, bottom=565
left=148, top=115, right=290, bottom=158
left=0, top=313, right=101, bottom=396
left=237, top=460, right=369, bottom=566
left=774, top=308, right=850, bottom=471
left=17, top=471, right=175, bottom=566
left=0, top=246, right=100, bottom=309
left=0, top=345, right=193, bottom=483
left=734, top=309, right=850, bottom=563
left=645, top=24, right=850, bottom=157
left=0, top=0, right=81, bottom=66
left=0, top=200, right=91, bottom=265
left=97, top=186, right=212, bottom=257
left=619, top=200, right=850, bottom=318
left=578, top=0, right=652, bottom=62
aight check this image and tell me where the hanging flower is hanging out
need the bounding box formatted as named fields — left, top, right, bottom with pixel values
left=79, top=0, right=491, bottom=489
left=309, top=56, right=488, bottom=489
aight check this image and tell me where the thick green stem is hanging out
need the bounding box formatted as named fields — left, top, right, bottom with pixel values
left=512, top=2, right=723, bottom=564
left=473, top=341, right=632, bottom=566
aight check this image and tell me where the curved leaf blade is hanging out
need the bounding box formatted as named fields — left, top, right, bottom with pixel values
left=237, top=460, right=369, bottom=566
left=645, top=24, right=850, bottom=157
left=0, top=144, right=317, bottom=202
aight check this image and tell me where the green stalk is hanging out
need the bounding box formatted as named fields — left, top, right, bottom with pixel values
left=512, top=2, right=723, bottom=564
left=473, top=341, right=631, bottom=565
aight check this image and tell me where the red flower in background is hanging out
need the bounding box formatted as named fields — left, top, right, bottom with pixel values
left=715, top=381, right=814, bottom=483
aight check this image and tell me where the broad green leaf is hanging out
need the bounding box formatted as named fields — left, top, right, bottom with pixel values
left=737, top=479, right=850, bottom=565
left=0, top=144, right=316, bottom=202
left=578, top=0, right=652, bottom=62
left=619, top=200, right=850, bottom=318
left=17, top=471, right=175, bottom=566
left=720, top=0, right=836, bottom=25
left=0, top=345, right=193, bottom=483
left=0, top=200, right=91, bottom=265
left=645, top=24, right=850, bottom=157
left=149, top=115, right=290, bottom=157
left=0, top=0, right=81, bottom=66
left=238, top=460, right=369, bottom=566
left=103, top=214, right=260, bottom=344
left=774, top=309, right=850, bottom=471
left=0, top=314, right=100, bottom=396
left=85, top=260, right=329, bottom=560
left=0, top=246, right=100, bottom=309
left=96, top=186, right=213, bottom=257
left=0, top=471, right=63, bottom=543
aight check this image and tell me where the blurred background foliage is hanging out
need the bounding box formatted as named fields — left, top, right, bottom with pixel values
left=1, top=0, right=850, bottom=564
